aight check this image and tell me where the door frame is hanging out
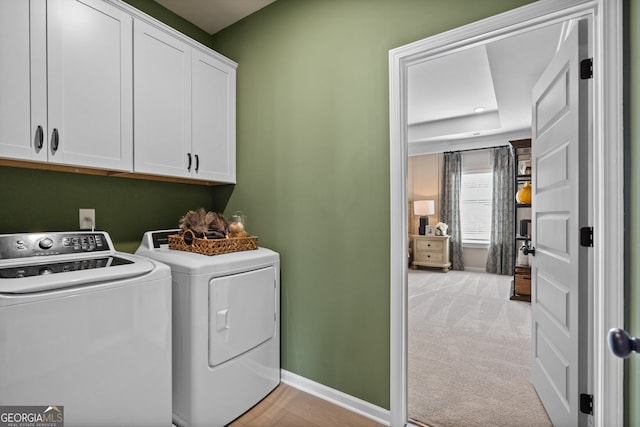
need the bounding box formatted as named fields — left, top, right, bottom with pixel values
left=388, top=1, right=624, bottom=426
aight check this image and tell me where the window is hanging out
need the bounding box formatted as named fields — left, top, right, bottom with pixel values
left=460, top=171, right=493, bottom=244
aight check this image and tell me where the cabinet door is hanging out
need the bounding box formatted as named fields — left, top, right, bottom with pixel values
left=0, top=0, right=47, bottom=162
left=191, top=49, right=236, bottom=183
left=133, top=19, right=191, bottom=178
left=47, top=0, right=133, bottom=171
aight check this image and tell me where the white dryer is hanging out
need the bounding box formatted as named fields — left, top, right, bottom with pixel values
left=136, top=230, right=280, bottom=427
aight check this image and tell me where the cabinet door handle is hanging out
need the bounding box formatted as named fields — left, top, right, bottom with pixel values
left=195, top=154, right=199, bottom=172
left=187, top=153, right=192, bottom=171
left=51, top=128, right=59, bottom=153
left=35, top=125, right=44, bottom=150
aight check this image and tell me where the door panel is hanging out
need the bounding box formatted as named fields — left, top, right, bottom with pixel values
left=0, top=0, right=32, bottom=159
left=536, top=273, right=569, bottom=326
left=535, top=65, right=570, bottom=136
left=0, top=0, right=47, bottom=162
left=48, top=0, right=133, bottom=170
left=535, top=327, right=570, bottom=398
left=536, top=214, right=569, bottom=256
left=133, top=19, right=191, bottom=177
left=531, top=19, right=589, bottom=427
left=192, top=49, right=236, bottom=182
left=536, top=143, right=569, bottom=189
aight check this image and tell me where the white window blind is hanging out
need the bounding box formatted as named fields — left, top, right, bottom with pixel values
left=460, top=171, right=493, bottom=243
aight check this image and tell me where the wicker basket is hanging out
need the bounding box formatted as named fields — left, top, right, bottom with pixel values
left=168, top=230, right=258, bottom=256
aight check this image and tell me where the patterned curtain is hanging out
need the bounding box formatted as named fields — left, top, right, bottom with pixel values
left=486, top=146, right=515, bottom=275
left=440, top=151, right=464, bottom=270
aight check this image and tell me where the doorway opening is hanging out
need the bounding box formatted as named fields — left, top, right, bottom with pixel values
left=407, top=148, right=549, bottom=426
left=389, top=1, right=623, bottom=426
left=404, top=20, right=563, bottom=426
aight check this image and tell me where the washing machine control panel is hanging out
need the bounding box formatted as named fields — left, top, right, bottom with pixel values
left=0, top=232, right=112, bottom=260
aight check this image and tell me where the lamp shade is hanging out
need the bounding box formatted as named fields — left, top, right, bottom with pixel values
left=414, top=200, right=435, bottom=216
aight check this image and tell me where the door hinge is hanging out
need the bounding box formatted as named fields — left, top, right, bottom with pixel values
left=580, top=227, right=594, bottom=247
left=580, top=58, right=593, bottom=79
left=580, top=393, right=593, bottom=415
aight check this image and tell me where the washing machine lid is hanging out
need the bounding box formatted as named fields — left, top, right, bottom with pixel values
left=136, top=230, right=279, bottom=276
left=0, top=254, right=156, bottom=294
left=0, top=232, right=156, bottom=294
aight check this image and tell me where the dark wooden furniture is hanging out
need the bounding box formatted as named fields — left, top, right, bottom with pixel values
left=510, top=138, right=532, bottom=301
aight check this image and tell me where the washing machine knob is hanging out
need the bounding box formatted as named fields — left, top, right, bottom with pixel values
left=39, top=237, right=54, bottom=249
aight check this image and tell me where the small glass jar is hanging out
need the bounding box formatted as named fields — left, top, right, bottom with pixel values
left=228, top=211, right=247, bottom=237
left=231, top=211, right=245, bottom=226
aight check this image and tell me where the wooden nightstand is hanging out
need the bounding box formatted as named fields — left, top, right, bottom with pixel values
left=411, top=235, right=451, bottom=272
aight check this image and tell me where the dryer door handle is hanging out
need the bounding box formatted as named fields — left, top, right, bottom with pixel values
left=216, top=308, right=230, bottom=331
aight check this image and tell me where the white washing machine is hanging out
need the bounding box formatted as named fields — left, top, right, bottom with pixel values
left=0, top=231, right=172, bottom=427
left=136, top=230, right=280, bottom=427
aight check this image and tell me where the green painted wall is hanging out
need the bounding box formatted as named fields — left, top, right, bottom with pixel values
left=208, top=0, right=535, bottom=408
left=0, top=167, right=230, bottom=252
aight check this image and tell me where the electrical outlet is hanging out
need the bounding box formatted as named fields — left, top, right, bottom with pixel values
left=79, top=208, right=95, bottom=230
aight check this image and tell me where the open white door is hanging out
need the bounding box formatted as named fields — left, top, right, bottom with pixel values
left=530, top=19, right=590, bottom=427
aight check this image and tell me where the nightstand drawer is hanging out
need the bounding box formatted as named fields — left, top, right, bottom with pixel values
left=415, top=251, right=443, bottom=263
left=415, top=239, right=443, bottom=251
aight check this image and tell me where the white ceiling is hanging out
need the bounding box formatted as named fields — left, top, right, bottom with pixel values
left=155, top=0, right=277, bottom=34
left=408, top=22, right=564, bottom=150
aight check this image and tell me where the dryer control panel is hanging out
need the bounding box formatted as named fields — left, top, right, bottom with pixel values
left=0, top=232, right=112, bottom=259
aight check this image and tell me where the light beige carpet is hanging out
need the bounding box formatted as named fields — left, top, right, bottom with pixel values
left=408, top=269, right=552, bottom=427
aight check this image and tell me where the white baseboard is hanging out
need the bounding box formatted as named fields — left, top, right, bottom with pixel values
left=463, top=266, right=486, bottom=273
left=281, top=369, right=391, bottom=426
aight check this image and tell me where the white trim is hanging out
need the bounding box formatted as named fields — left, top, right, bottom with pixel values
left=462, top=266, right=487, bottom=273
left=281, top=370, right=391, bottom=426
left=389, top=30, right=409, bottom=427
left=103, top=0, right=237, bottom=68
left=389, top=1, right=623, bottom=426
left=592, top=1, right=625, bottom=426
left=409, top=129, right=530, bottom=156
left=462, top=242, right=489, bottom=249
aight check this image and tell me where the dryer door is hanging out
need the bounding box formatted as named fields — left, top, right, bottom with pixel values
left=209, top=266, right=276, bottom=366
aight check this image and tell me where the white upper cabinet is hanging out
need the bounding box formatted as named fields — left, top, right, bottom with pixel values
left=0, top=0, right=133, bottom=171
left=47, top=0, right=133, bottom=170
left=1, top=0, right=236, bottom=183
left=133, top=19, right=192, bottom=178
left=134, top=19, right=237, bottom=183
left=192, top=49, right=236, bottom=183
left=0, top=0, right=46, bottom=161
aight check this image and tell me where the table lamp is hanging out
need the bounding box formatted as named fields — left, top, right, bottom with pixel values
left=414, top=200, right=435, bottom=235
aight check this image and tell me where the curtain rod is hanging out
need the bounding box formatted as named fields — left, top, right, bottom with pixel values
left=443, top=144, right=510, bottom=155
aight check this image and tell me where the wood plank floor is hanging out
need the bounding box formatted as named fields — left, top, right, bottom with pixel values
left=226, top=383, right=385, bottom=427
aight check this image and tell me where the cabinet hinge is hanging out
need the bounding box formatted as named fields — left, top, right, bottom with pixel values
left=580, top=58, right=593, bottom=79
left=580, top=393, right=593, bottom=415
left=580, top=227, right=594, bottom=247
